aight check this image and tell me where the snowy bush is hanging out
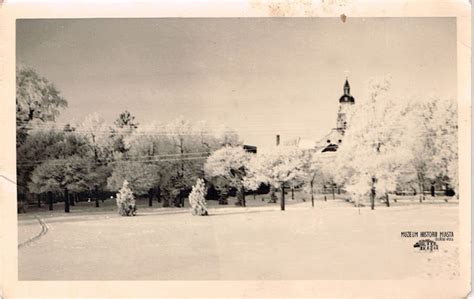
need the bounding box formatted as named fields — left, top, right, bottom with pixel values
left=188, top=178, right=208, bottom=216
left=116, top=180, right=137, bottom=216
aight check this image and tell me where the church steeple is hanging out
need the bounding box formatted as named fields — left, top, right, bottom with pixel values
left=337, top=77, right=355, bottom=133
left=343, top=79, right=350, bottom=95
left=339, top=78, right=355, bottom=104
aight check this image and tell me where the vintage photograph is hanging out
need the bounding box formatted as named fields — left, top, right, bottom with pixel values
left=15, top=17, right=460, bottom=281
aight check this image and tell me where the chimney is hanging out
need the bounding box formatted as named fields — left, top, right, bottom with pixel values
left=276, top=134, right=280, bottom=146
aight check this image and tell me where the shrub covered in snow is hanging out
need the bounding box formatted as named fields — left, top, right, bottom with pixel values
left=116, top=180, right=137, bottom=216
left=188, top=178, right=208, bottom=216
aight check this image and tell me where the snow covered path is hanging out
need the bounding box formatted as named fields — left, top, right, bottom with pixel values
left=18, top=201, right=459, bottom=280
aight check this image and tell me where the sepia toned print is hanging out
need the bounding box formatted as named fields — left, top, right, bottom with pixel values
left=0, top=1, right=469, bottom=296
left=14, top=17, right=461, bottom=282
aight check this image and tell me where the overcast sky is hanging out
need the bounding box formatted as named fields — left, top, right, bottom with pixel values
left=17, top=18, right=456, bottom=149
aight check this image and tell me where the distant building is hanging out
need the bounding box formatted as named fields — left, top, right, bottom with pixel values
left=243, top=145, right=257, bottom=153
left=270, top=78, right=356, bottom=154
left=317, top=78, right=355, bottom=153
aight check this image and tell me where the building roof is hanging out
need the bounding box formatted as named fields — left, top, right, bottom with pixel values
left=315, top=128, right=345, bottom=153
left=339, top=94, right=355, bottom=104
left=243, top=145, right=257, bottom=153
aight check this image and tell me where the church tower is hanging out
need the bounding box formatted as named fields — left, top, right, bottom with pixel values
left=336, top=78, right=355, bottom=134
left=318, top=76, right=356, bottom=153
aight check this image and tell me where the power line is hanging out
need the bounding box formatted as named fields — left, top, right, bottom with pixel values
left=17, top=155, right=211, bottom=167
left=16, top=120, right=331, bottom=131
left=16, top=126, right=330, bottom=136
left=17, top=151, right=212, bottom=164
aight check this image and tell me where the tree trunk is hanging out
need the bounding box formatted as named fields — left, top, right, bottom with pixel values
left=268, top=185, right=277, bottom=203
left=238, top=186, right=246, bottom=207
left=417, top=173, right=425, bottom=203
left=94, top=147, right=98, bottom=163
left=148, top=188, right=153, bottom=207
left=370, top=191, right=375, bottom=210
left=421, top=182, right=425, bottom=201
left=418, top=182, right=426, bottom=202
left=64, top=188, right=70, bottom=213
left=332, top=186, right=335, bottom=200
left=48, top=191, right=53, bottom=211
left=69, top=192, right=75, bottom=206
left=385, top=193, right=390, bottom=207
left=280, top=186, right=285, bottom=211
left=37, top=194, right=41, bottom=208
left=157, top=187, right=161, bottom=203
left=95, top=186, right=100, bottom=208
left=418, top=182, right=422, bottom=202
left=291, top=187, right=294, bottom=200
left=370, top=179, right=375, bottom=210
left=310, top=181, right=314, bottom=208
left=253, top=191, right=256, bottom=200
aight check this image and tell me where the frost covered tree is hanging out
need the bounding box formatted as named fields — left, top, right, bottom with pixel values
left=334, top=76, right=411, bottom=209
left=20, top=127, right=93, bottom=210
left=78, top=112, right=114, bottom=162
left=204, top=145, right=251, bottom=207
left=333, top=75, right=458, bottom=208
left=300, top=151, right=328, bottom=207
left=110, top=111, right=139, bottom=154
left=164, top=117, right=241, bottom=207
left=116, top=180, right=137, bottom=216
left=116, top=118, right=241, bottom=208
left=76, top=113, right=115, bottom=207
left=432, top=98, right=458, bottom=193
left=165, top=117, right=209, bottom=207
left=29, top=155, right=93, bottom=213
left=188, top=178, right=208, bottom=216
left=107, top=161, right=163, bottom=207
left=404, top=96, right=458, bottom=199
left=195, top=121, right=240, bottom=150
left=246, top=147, right=305, bottom=211
left=16, top=65, right=68, bottom=146
left=123, top=121, right=177, bottom=206
left=403, top=99, right=438, bottom=201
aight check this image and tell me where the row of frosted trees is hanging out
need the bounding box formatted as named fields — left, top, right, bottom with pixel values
left=334, top=76, right=458, bottom=208
left=203, top=76, right=458, bottom=210
left=16, top=66, right=458, bottom=213
left=17, top=114, right=240, bottom=212
left=16, top=66, right=240, bottom=213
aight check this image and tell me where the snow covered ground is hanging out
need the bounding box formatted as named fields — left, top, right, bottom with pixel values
left=18, top=194, right=459, bottom=280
